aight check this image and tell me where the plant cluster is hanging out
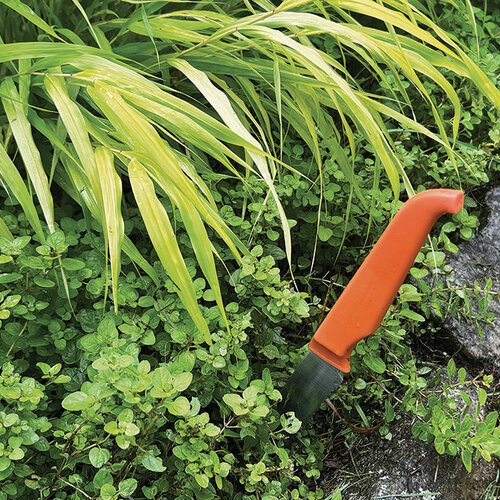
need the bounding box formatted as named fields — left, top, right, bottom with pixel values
left=0, top=209, right=325, bottom=499
left=0, top=0, right=498, bottom=499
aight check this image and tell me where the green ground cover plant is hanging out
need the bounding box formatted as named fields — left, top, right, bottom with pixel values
left=0, top=0, right=499, bottom=498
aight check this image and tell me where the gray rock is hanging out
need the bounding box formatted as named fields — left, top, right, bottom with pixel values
left=321, top=411, right=499, bottom=500
left=444, top=187, right=500, bottom=366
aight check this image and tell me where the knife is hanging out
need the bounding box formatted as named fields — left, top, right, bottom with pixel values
left=280, top=189, right=464, bottom=422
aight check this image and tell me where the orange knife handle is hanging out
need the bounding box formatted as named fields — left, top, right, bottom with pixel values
left=309, top=189, right=464, bottom=373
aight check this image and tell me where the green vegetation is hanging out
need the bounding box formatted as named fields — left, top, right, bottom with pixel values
left=0, top=0, right=498, bottom=498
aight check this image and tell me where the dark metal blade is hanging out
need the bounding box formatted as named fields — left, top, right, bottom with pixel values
left=279, top=351, right=343, bottom=423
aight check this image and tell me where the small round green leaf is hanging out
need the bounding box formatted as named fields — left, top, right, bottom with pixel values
left=119, top=478, right=138, bottom=497
left=141, top=454, right=166, bottom=472
left=167, top=396, right=190, bottom=416
left=62, top=391, right=92, bottom=411
left=89, top=447, right=111, bottom=468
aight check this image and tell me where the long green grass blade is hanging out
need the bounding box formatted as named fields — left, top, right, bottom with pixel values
left=128, top=158, right=212, bottom=345
left=95, top=147, right=124, bottom=313
left=0, top=215, right=13, bottom=241
left=171, top=59, right=293, bottom=265
left=0, top=142, right=45, bottom=240
left=0, top=0, right=60, bottom=39
left=87, top=81, right=245, bottom=262
left=0, top=42, right=120, bottom=64
left=44, top=74, right=102, bottom=209
left=71, top=0, right=106, bottom=50
left=1, top=77, right=55, bottom=233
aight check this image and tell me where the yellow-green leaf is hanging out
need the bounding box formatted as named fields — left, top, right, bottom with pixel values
left=95, top=147, right=124, bottom=313
left=1, top=78, right=55, bottom=233
left=128, top=158, right=212, bottom=345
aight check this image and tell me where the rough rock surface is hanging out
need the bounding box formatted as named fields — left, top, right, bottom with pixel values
left=325, top=412, right=499, bottom=500
left=321, top=187, right=500, bottom=499
left=444, top=186, right=500, bottom=366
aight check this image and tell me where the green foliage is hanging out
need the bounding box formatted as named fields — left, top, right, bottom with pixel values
left=409, top=364, right=499, bottom=473
left=0, top=204, right=325, bottom=498
left=0, top=0, right=499, bottom=499
left=0, top=0, right=499, bottom=324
